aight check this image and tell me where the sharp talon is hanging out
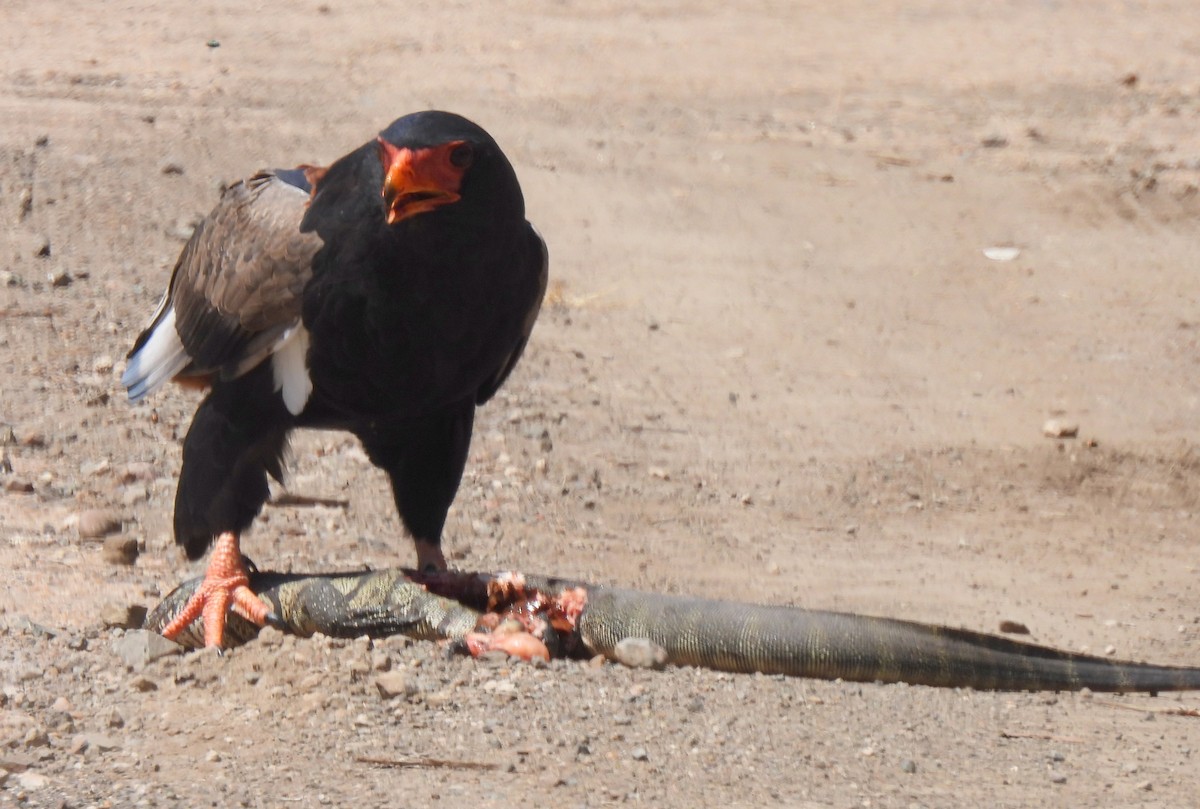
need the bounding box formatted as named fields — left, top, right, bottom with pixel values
left=264, top=610, right=285, bottom=629
left=160, top=532, right=270, bottom=649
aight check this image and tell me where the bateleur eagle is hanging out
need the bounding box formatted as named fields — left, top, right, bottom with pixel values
left=123, top=111, right=548, bottom=648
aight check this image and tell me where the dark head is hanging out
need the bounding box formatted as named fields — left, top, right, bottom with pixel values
left=374, top=111, right=525, bottom=228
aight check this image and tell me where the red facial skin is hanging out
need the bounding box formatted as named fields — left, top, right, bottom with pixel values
left=377, top=138, right=471, bottom=224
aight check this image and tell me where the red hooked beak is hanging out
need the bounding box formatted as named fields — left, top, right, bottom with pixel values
left=377, top=138, right=472, bottom=225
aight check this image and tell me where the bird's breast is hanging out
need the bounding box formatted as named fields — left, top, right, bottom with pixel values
left=299, top=258, right=524, bottom=419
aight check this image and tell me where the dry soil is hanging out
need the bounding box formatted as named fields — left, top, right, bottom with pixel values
left=2, top=1, right=1200, bottom=807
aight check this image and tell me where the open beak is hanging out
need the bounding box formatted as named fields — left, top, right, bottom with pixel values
left=378, top=138, right=466, bottom=225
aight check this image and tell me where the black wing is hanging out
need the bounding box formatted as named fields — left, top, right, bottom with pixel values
left=475, top=223, right=548, bottom=405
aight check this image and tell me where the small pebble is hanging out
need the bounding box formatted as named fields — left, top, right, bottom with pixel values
left=482, top=679, right=516, bottom=696
left=120, top=484, right=149, bottom=507
left=20, top=432, right=47, bottom=449
left=102, top=536, right=139, bottom=566
left=899, top=758, right=917, bottom=774
left=374, top=671, right=414, bottom=700
left=22, top=729, right=49, bottom=748
left=111, top=629, right=182, bottom=669
left=0, top=752, right=36, bottom=773
left=167, top=218, right=198, bottom=241
left=1042, top=419, right=1079, bottom=439
left=12, top=617, right=56, bottom=638
left=100, top=603, right=147, bottom=629
left=80, top=458, right=110, bottom=477
left=76, top=509, right=124, bottom=540
left=14, top=771, right=48, bottom=790
left=631, top=747, right=649, bottom=762
left=999, top=619, right=1030, bottom=635
left=129, top=676, right=158, bottom=693
left=120, top=462, right=156, bottom=482
left=101, top=707, right=125, bottom=729
left=78, top=733, right=120, bottom=753
left=983, top=246, right=1020, bottom=261
left=1049, top=770, right=1067, bottom=784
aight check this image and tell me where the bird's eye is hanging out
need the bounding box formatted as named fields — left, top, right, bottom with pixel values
left=449, top=143, right=475, bottom=169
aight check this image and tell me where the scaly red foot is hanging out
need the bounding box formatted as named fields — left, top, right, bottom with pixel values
left=159, top=532, right=277, bottom=648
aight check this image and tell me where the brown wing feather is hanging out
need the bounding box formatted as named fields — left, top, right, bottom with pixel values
left=165, top=171, right=322, bottom=377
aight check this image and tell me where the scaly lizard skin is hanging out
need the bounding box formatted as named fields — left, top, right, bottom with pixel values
left=145, top=568, right=1200, bottom=693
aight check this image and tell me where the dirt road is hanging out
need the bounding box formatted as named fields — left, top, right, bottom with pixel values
left=2, top=1, right=1199, bottom=806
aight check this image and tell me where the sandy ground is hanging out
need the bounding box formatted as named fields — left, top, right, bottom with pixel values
left=2, top=0, right=1200, bottom=806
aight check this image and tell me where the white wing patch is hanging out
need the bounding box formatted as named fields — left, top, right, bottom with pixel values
left=271, top=325, right=313, bottom=415
left=122, top=307, right=191, bottom=402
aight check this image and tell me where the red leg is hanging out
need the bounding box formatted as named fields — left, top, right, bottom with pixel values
left=159, top=532, right=273, bottom=648
left=413, top=538, right=447, bottom=572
